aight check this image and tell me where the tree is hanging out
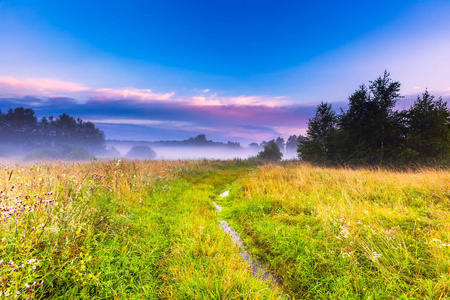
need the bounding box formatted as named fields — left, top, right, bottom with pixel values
left=0, top=107, right=105, bottom=153
left=336, top=84, right=381, bottom=164
left=297, top=72, right=449, bottom=166
left=1, top=107, right=38, bottom=146
left=275, top=137, right=285, bottom=152
left=298, top=102, right=337, bottom=163
left=257, top=140, right=283, bottom=161
left=188, top=134, right=208, bottom=145
left=334, top=72, right=404, bottom=165
left=406, top=90, right=450, bottom=163
left=286, top=135, right=302, bottom=153
left=368, top=71, right=403, bottom=164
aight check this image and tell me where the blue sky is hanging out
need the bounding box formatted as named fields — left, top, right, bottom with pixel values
left=1, top=0, right=449, bottom=143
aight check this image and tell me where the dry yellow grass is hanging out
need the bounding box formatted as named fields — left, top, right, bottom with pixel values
left=222, top=162, right=450, bottom=299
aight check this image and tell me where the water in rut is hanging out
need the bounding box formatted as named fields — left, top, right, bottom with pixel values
left=213, top=190, right=279, bottom=286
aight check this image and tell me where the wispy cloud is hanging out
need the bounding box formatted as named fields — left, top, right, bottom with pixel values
left=88, top=118, right=191, bottom=127
left=0, top=76, right=90, bottom=97
left=0, top=76, right=291, bottom=107
left=93, top=88, right=175, bottom=102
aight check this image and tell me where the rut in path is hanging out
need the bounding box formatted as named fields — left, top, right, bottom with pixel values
left=212, top=189, right=280, bottom=288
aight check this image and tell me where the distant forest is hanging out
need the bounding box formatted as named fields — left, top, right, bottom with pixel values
left=0, top=108, right=105, bottom=152
left=110, top=134, right=241, bottom=148
left=298, top=71, right=450, bottom=166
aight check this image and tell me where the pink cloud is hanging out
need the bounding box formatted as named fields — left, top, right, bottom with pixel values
left=93, top=88, right=174, bottom=102
left=0, top=75, right=291, bottom=108
left=0, top=76, right=90, bottom=97
left=0, top=76, right=176, bottom=103
left=188, top=94, right=291, bottom=107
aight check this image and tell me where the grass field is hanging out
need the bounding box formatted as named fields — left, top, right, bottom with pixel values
left=0, top=159, right=449, bottom=299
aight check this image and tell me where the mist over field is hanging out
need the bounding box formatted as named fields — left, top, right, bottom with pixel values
left=108, top=143, right=255, bottom=160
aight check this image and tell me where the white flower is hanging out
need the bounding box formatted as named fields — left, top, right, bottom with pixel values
left=373, top=251, right=382, bottom=259
left=341, top=251, right=353, bottom=258
left=337, top=226, right=350, bottom=239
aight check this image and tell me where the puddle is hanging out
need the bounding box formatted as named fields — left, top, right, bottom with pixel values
left=214, top=190, right=279, bottom=286
left=212, top=201, right=222, bottom=212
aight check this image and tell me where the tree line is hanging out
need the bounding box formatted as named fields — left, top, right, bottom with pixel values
left=298, top=71, right=450, bottom=166
left=0, top=107, right=105, bottom=152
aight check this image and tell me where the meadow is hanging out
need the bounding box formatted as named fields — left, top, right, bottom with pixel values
left=0, top=159, right=448, bottom=299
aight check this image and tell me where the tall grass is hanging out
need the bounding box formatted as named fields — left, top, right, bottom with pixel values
left=220, top=162, right=450, bottom=299
left=2, top=159, right=447, bottom=299
left=0, top=159, right=284, bottom=299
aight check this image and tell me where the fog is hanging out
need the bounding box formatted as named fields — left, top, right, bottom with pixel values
left=108, top=142, right=259, bottom=160
left=0, top=140, right=300, bottom=163
left=0, top=142, right=301, bottom=164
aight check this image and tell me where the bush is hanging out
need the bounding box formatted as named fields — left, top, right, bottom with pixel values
left=24, top=149, right=62, bottom=161
left=23, top=146, right=93, bottom=161
left=126, top=145, right=157, bottom=159
left=257, top=140, right=283, bottom=161
left=64, top=147, right=94, bottom=161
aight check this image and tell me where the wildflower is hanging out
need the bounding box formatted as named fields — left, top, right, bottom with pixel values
left=337, top=226, right=350, bottom=239
left=9, top=260, right=14, bottom=268
left=373, top=251, right=382, bottom=259
left=0, top=259, right=3, bottom=266
left=27, top=258, right=37, bottom=264
left=341, top=251, right=353, bottom=258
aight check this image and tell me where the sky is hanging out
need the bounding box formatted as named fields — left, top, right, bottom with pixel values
left=1, top=0, right=449, bottom=144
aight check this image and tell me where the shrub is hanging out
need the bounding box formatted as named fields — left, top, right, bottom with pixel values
left=126, top=145, right=157, bottom=159
left=23, top=149, right=62, bottom=161
left=256, top=140, right=283, bottom=161
left=64, top=147, right=94, bottom=161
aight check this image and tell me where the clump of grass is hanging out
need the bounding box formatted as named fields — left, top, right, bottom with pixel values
left=221, top=162, right=450, bottom=299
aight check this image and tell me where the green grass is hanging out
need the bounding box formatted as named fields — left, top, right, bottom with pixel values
left=218, top=162, right=450, bottom=299
left=0, top=160, right=284, bottom=299
left=1, top=159, right=448, bottom=299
